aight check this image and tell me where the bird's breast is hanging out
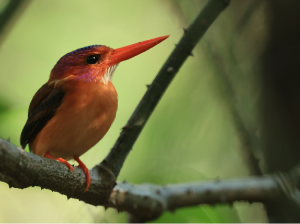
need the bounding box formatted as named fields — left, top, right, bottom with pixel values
left=31, top=81, right=118, bottom=159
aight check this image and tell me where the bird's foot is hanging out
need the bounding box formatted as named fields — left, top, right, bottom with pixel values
left=74, top=156, right=90, bottom=192
left=44, top=152, right=75, bottom=176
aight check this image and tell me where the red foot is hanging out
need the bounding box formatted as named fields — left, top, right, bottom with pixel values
left=74, top=156, right=90, bottom=192
left=44, top=152, right=75, bottom=176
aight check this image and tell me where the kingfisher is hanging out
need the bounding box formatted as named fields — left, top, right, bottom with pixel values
left=20, top=35, right=169, bottom=192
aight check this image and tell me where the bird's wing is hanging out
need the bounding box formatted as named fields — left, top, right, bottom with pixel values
left=20, top=83, right=65, bottom=149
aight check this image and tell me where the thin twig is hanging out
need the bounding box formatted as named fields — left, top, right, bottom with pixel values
left=235, top=0, right=264, bottom=34
left=170, top=0, right=263, bottom=177
left=203, top=40, right=263, bottom=176
left=0, top=0, right=30, bottom=45
left=102, top=0, right=232, bottom=178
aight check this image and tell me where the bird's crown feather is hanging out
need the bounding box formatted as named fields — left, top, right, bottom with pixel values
left=60, top=45, right=102, bottom=61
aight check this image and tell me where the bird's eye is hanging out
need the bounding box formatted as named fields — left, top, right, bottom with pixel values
left=86, top=55, right=100, bottom=64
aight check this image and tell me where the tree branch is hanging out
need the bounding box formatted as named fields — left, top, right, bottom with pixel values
left=102, top=0, right=232, bottom=178
left=0, top=138, right=117, bottom=204
left=108, top=176, right=282, bottom=221
left=1, top=138, right=299, bottom=221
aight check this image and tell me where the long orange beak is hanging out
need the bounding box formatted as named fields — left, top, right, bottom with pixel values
left=106, top=35, right=169, bottom=67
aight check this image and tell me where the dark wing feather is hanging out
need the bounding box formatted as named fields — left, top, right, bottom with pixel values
left=20, top=83, right=65, bottom=149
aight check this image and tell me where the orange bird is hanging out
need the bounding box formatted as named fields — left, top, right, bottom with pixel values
left=20, top=35, right=169, bottom=192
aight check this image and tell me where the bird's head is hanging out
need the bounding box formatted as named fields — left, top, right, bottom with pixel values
left=48, top=35, right=169, bottom=87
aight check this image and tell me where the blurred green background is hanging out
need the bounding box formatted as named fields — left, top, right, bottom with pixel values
left=0, top=0, right=268, bottom=222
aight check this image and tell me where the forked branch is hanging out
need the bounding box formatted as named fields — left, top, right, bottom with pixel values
left=102, top=0, right=232, bottom=178
left=1, top=138, right=299, bottom=221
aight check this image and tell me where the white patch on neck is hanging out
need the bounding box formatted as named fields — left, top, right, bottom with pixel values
left=101, top=64, right=119, bottom=84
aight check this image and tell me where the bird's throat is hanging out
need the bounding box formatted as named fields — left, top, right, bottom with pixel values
left=101, top=63, right=119, bottom=84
